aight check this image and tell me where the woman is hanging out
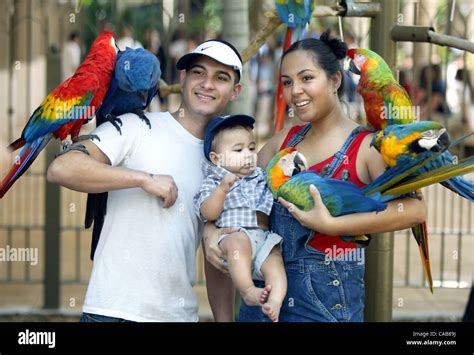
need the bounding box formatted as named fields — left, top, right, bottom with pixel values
left=203, top=30, right=427, bottom=322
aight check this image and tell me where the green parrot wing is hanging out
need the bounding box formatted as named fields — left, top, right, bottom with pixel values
left=277, top=177, right=315, bottom=211
left=382, top=81, right=417, bottom=125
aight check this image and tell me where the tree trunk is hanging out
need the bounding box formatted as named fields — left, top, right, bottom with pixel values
left=222, top=0, right=251, bottom=115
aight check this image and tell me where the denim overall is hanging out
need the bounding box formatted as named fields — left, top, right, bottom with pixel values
left=238, top=125, right=367, bottom=322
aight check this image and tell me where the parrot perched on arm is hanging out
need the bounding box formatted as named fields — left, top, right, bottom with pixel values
left=0, top=31, right=117, bottom=198
left=274, top=0, right=314, bottom=133
left=84, top=47, right=161, bottom=260
left=348, top=47, right=474, bottom=292
left=267, top=143, right=473, bottom=292
left=267, top=148, right=388, bottom=215
left=267, top=123, right=464, bottom=215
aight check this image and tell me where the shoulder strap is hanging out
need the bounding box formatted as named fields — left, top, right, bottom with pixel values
left=285, top=124, right=312, bottom=148
left=322, top=126, right=366, bottom=178
left=285, top=124, right=367, bottom=178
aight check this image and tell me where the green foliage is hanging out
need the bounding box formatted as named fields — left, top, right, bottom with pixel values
left=203, top=0, right=223, bottom=34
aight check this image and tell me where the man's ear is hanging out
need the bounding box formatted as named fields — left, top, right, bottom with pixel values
left=230, top=83, right=242, bottom=102
left=179, top=70, right=186, bottom=89
left=209, top=152, right=221, bottom=166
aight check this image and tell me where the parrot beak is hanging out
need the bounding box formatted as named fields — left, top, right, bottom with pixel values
left=292, top=151, right=308, bottom=176
left=433, top=128, right=449, bottom=152
left=418, top=128, right=450, bottom=152
left=138, top=90, right=148, bottom=106
left=349, top=60, right=361, bottom=75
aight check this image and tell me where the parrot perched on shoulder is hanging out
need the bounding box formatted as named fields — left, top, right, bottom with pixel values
left=274, top=0, right=314, bottom=133
left=94, top=47, right=161, bottom=133
left=347, top=48, right=415, bottom=130
left=348, top=47, right=474, bottom=292
left=85, top=47, right=161, bottom=260
left=0, top=31, right=117, bottom=198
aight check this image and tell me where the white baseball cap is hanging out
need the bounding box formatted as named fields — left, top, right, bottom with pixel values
left=176, top=40, right=243, bottom=82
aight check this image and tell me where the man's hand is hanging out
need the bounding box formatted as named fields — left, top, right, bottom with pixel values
left=218, top=173, right=239, bottom=193
left=141, top=174, right=178, bottom=208
left=278, top=184, right=335, bottom=235
left=203, top=222, right=235, bottom=273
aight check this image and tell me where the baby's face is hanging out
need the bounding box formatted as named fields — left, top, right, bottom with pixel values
left=210, top=126, right=257, bottom=177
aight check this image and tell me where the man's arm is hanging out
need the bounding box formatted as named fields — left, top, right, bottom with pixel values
left=47, top=140, right=178, bottom=207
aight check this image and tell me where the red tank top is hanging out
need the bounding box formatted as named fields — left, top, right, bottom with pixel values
left=280, top=125, right=372, bottom=256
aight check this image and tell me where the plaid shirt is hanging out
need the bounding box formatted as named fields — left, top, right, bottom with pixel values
left=194, top=159, right=274, bottom=228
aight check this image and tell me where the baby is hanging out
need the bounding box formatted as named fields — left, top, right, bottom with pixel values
left=194, top=115, right=287, bottom=322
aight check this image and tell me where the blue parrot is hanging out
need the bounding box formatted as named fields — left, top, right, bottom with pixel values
left=96, top=47, right=161, bottom=132
left=85, top=47, right=161, bottom=260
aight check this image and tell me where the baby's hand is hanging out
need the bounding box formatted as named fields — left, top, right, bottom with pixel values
left=219, top=173, right=239, bottom=193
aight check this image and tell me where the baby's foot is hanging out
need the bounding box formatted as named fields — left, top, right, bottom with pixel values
left=241, top=286, right=266, bottom=306
left=262, top=298, right=282, bottom=322
left=259, top=284, right=272, bottom=304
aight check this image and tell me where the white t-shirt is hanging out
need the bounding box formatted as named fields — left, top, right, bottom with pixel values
left=82, top=112, right=204, bottom=322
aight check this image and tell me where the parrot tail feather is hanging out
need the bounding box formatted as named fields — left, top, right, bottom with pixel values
left=383, top=156, right=474, bottom=197
left=0, top=135, right=51, bottom=198
left=7, top=137, right=26, bottom=152
left=440, top=176, right=474, bottom=202
left=412, top=222, right=433, bottom=293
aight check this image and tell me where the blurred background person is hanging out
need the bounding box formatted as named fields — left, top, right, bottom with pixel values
left=61, top=31, right=81, bottom=81
left=116, top=24, right=143, bottom=51
left=144, top=28, right=166, bottom=112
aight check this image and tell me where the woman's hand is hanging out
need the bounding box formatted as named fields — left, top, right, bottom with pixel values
left=278, top=184, right=336, bottom=235
left=202, top=222, right=235, bottom=273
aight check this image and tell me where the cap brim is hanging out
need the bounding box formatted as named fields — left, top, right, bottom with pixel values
left=176, top=53, right=202, bottom=71
left=213, top=115, right=255, bottom=132
left=176, top=53, right=241, bottom=82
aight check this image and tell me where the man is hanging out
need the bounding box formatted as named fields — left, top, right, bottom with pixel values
left=47, top=40, right=242, bottom=322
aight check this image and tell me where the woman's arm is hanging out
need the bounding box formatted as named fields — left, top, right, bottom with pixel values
left=279, top=187, right=426, bottom=236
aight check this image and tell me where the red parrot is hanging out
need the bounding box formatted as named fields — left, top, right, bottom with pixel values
left=0, top=31, right=117, bottom=198
left=274, top=0, right=314, bottom=134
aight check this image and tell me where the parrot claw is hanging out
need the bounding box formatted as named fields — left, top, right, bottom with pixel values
left=133, top=109, right=152, bottom=129
left=104, top=113, right=123, bottom=135
left=55, top=143, right=90, bottom=158
left=72, top=134, right=101, bottom=143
